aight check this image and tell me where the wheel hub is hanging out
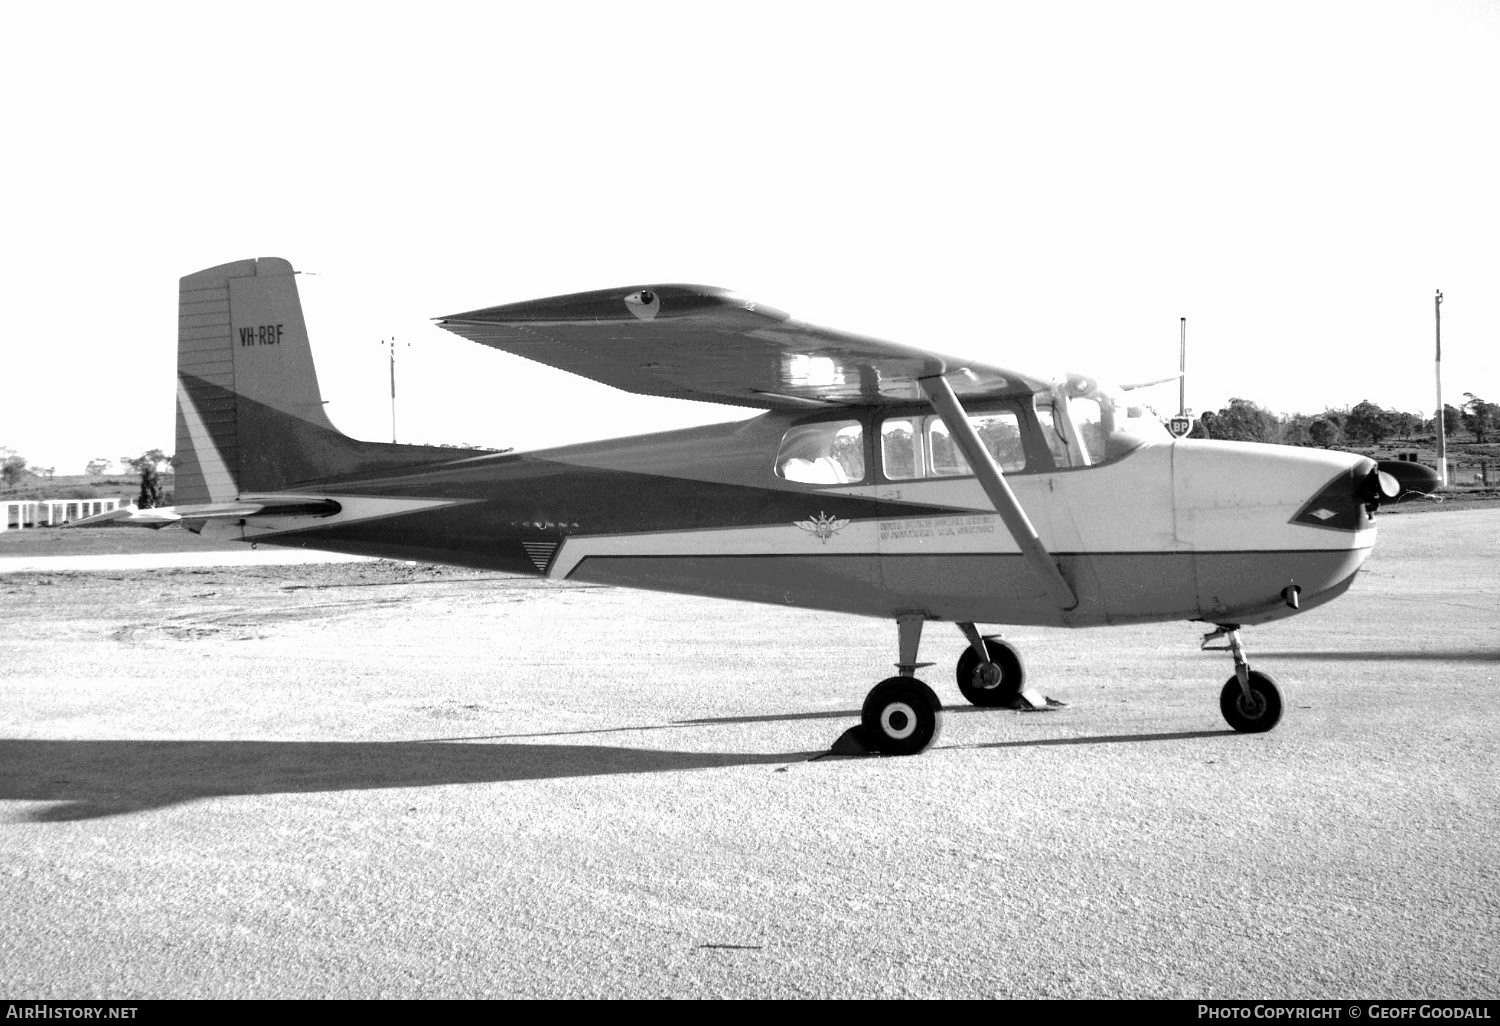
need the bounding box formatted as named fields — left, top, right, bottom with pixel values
left=973, top=661, right=1003, bottom=690
left=881, top=702, right=918, bottom=739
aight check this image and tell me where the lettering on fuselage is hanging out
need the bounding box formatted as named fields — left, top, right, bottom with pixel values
left=238, top=324, right=285, bottom=347
left=879, top=514, right=997, bottom=542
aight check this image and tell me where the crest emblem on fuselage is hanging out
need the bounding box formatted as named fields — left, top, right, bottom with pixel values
left=794, top=511, right=851, bottom=543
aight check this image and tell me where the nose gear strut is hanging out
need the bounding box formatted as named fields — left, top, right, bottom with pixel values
left=1202, top=624, right=1284, bottom=733
left=1202, top=624, right=1252, bottom=698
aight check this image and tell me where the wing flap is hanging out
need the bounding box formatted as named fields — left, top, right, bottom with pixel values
left=437, top=284, right=1051, bottom=410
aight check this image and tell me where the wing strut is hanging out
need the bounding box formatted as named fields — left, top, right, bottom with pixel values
left=918, top=374, right=1078, bottom=611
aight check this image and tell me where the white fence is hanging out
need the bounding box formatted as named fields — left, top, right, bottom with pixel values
left=2, top=498, right=123, bottom=531
left=1447, top=461, right=1493, bottom=487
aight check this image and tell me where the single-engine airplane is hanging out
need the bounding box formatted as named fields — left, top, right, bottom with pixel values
left=77, top=257, right=1400, bottom=754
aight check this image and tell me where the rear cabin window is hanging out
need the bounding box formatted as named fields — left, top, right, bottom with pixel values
left=775, top=420, right=865, bottom=484
left=881, top=411, right=1026, bottom=480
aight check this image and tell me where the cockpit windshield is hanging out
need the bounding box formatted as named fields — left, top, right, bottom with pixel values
left=1040, top=374, right=1171, bottom=468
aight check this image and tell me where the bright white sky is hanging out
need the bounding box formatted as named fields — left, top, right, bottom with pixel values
left=3, top=0, right=1496, bottom=474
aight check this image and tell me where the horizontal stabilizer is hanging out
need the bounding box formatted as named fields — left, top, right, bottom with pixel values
left=66, top=497, right=342, bottom=530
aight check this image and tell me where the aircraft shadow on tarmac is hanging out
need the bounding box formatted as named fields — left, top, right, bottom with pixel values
left=960, top=729, right=1233, bottom=751
left=1256, top=649, right=1500, bottom=662
left=1, top=718, right=1234, bottom=822
left=0, top=737, right=817, bottom=822
left=461, top=702, right=1050, bottom=741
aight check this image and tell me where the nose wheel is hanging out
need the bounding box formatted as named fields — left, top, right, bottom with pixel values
left=1203, top=625, right=1284, bottom=733
left=1220, top=671, right=1282, bottom=732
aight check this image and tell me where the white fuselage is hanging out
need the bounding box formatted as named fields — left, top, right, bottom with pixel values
left=537, top=422, right=1375, bottom=628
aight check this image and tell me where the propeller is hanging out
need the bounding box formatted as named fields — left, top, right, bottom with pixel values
left=1359, top=466, right=1402, bottom=513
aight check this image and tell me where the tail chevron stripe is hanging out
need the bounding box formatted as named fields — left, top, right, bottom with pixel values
left=175, top=380, right=238, bottom=503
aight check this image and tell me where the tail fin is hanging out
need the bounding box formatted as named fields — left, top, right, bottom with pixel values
left=175, top=257, right=456, bottom=503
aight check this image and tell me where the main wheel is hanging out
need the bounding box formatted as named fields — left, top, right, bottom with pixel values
left=956, top=639, right=1025, bottom=707
left=1220, top=671, right=1283, bottom=733
left=861, top=676, right=943, bottom=755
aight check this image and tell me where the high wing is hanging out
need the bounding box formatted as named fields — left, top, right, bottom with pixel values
left=437, top=284, right=1053, bottom=410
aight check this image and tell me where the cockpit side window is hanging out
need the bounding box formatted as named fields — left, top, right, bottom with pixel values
left=1043, top=374, right=1173, bottom=468
left=881, top=405, right=1029, bottom=480
left=775, top=420, right=865, bottom=484
left=1036, top=401, right=1074, bottom=466
left=928, top=411, right=1027, bottom=475
left=1070, top=396, right=1109, bottom=465
left=880, top=417, right=924, bottom=480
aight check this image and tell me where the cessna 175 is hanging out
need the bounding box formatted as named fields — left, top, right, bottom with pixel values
left=78, top=257, right=1399, bottom=755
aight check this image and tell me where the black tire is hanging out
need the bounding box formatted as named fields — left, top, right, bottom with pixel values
left=1220, top=671, right=1283, bottom=733
left=861, top=676, right=943, bottom=755
left=956, top=639, right=1025, bottom=707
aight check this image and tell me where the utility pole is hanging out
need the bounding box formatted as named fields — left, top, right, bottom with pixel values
left=381, top=338, right=409, bottom=443
left=1435, top=291, right=1446, bottom=486
left=1168, top=317, right=1192, bottom=438
left=1179, top=316, right=1187, bottom=416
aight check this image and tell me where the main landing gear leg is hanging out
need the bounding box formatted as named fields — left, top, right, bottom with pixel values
left=1202, top=624, right=1283, bottom=733
left=895, top=614, right=933, bottom=679
left=858, top=615, right=943, bottom=756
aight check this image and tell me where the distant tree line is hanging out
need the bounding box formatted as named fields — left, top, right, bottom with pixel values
left=1190, top=393, right=1497, bottom=447
left=0, top=448, right=174, bottom=506
left=2, top=393, right=1497, bottom=500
